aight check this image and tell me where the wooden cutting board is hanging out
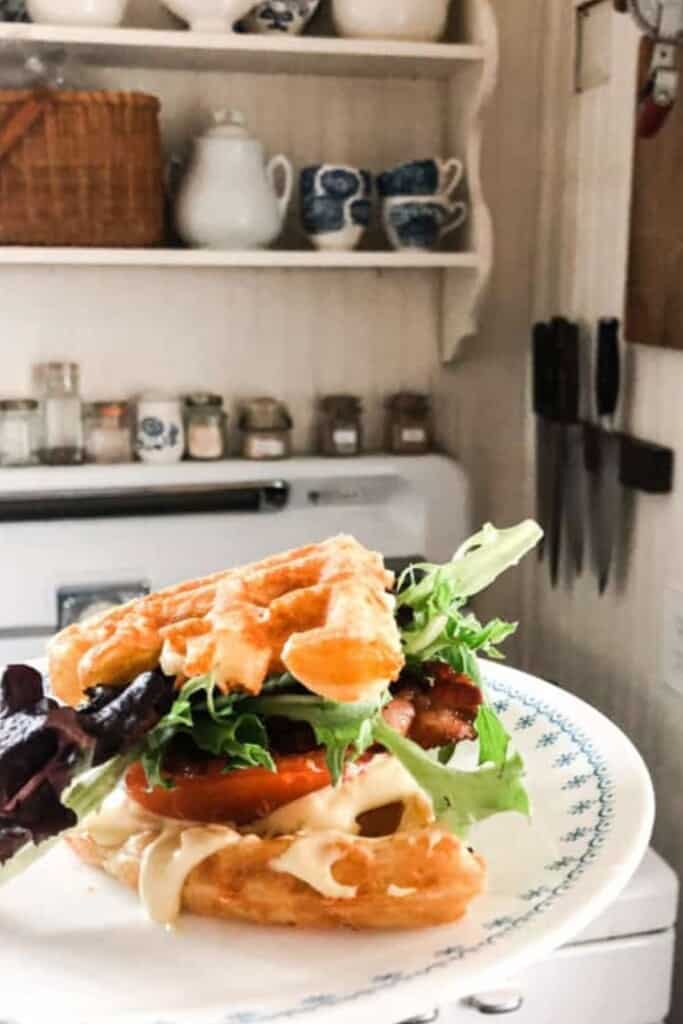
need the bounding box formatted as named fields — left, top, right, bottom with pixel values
left=626, top=39, right=683, bottom=348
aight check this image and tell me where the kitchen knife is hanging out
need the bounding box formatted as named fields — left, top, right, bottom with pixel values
left=532, top=322, right=555, bottom=562
left=548, top=318, right=582, bottom=586
left=592, top=317, right=621, bottom=594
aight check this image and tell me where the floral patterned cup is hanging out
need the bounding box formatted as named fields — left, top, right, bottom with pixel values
left=135, top=394, right=185, bottom=465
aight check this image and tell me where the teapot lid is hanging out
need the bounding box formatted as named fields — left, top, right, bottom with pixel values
left=203, top=109, right=252, bottom=140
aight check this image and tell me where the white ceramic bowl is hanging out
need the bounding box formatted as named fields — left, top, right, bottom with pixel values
left=26, top=0, right=128, bottom=26
left=161, top=0, right=255, bottom=31
left=332, top=0, right=450, bottom=42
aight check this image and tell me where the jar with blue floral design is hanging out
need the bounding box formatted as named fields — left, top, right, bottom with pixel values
left=135, top=393, right=185, bottom=465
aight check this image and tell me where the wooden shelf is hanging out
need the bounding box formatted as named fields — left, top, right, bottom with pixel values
left=0, top=23, right=484, bottom=78
left=0, top=248, right=480, bottom=270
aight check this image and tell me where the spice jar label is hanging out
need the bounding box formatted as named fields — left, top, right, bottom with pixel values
left=332, top=428, right=358, bottom=450
left=249, top=436, right=286, bottom=459
left=401, top=427, right=427, bottom=444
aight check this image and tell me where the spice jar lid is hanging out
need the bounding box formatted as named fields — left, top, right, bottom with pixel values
left=240, top=397, right=293, bottom=432
left=320, top=394, right=362, bottom=415
left=34, top=361, right=80, bottom=393
left=386, top=391, right=431, bottom=414
left=86, top=401, right=130, bottom=417
left=0, top=399, right=38, bottom=411
left=186, top=393, right=224, bottom=408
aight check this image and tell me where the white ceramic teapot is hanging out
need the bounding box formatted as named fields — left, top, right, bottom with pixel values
left=176, top=111, right=293, bottom=250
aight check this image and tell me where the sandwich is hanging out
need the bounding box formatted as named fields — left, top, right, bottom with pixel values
left=0, top=522, right=541, bottom=930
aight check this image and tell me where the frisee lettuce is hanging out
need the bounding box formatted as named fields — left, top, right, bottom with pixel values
left=397, top=521, right=542, bottom=775
left=373, top=718, right=529, bottom=836
left=141, top=675, right=274, bottom=790
left=244, top=693, right=387, bottom=785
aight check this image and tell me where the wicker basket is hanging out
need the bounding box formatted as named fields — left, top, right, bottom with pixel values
left=0, top=89, right=164, bottom=247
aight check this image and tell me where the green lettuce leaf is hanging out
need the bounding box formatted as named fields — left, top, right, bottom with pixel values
left=475, top=704, right=511, bottom=769
left=398, top=521, right=543, bottom=609
left=373, top=717, right=530, bottom=837
left=245, top=693, right=385, bottom=785
left=141, top=676, right=275, bottom=790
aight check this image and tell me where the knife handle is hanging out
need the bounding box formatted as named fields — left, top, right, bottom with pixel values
left=554, top=320, right=580, bottom=424
left=533, top=322, right=555, bottom=418
left=596, top=318, right=620, bottom=419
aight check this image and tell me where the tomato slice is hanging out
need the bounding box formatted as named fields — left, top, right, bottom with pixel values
left=125, top=752, right=332, bottom=825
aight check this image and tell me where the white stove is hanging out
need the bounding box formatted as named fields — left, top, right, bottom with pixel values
left=0, top=453, right=677, bottom=1024
left=0, top=454, right=468, bottom=663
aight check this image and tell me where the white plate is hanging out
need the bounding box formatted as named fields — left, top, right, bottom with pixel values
left=0, top=661, right=654, bottom=1024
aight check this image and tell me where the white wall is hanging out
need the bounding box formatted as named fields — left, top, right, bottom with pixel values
left=518, top=2, right=683, bottom=1013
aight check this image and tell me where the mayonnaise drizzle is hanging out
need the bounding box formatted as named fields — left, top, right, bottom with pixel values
left=253, top=754, right=434, bottom=837
left=140, top=825, right=240, bottom=925
left=77, top=791, right=243, bottom=926
left=270, top=831, right=357, bottom=900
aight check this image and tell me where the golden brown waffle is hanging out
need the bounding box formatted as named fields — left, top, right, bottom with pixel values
left=68, top=826, right=486, bottom=930
left=48, top=536, right=404, bottom=707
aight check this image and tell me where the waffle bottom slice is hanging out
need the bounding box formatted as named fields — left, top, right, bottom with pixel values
left=68, top=825, right=486, bottom=930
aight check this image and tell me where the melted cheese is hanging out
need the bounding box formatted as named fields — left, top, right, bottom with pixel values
left=253, top=754, right=434, bottom=837
left=140, top=825, right=240, bottom=925
left=77, top=788, right=165, bottom=848
left=270, top=831, right=357, bottom=900
left=78, top=792, right=243, bottom=926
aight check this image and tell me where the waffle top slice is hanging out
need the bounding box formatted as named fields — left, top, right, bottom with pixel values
left=48, top=536, right=404, bottom=707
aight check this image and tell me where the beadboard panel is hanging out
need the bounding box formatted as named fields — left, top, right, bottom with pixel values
left=527, top=2, right=683, bottom=1013
left=435, top=0, right=546, bottom=664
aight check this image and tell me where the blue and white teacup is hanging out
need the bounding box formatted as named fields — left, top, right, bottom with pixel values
left=239, top=0, right=320, bottom=35
left=300, top=164, right=373, bottom=251
left=383, top=195, right=468, bottom=252
left=301, top=164, right=372, bottom=203
left=377, top=158, right=464, bottom=201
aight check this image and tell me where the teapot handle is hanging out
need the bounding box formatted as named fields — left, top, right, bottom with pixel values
left=267, top=155, right=294, bottom=221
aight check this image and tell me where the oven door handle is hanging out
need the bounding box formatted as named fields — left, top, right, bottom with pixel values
left=0, top=481, right=290, bottom=523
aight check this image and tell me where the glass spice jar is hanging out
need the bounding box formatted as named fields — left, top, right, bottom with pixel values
left=84, top=402, right=132, bottom=465
left=185, top=393, right=227, bottom=461
left=34, top=361, right=84, bottom=465
left=318, top=394, right=363, bottom=457
left=385, top=392, right=432, bottom=455
left=239, top=398, right=292, bottom=461
left=0, top=399, right=39, bottom=467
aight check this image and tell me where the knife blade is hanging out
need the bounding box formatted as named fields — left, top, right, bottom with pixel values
left=557, top=319, right=584, bottom=578
left=547, top=318, right=581, bottom=586
left=532, top=322, right=555, bottom=562
left=592, top=317, right=621, bottom=594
